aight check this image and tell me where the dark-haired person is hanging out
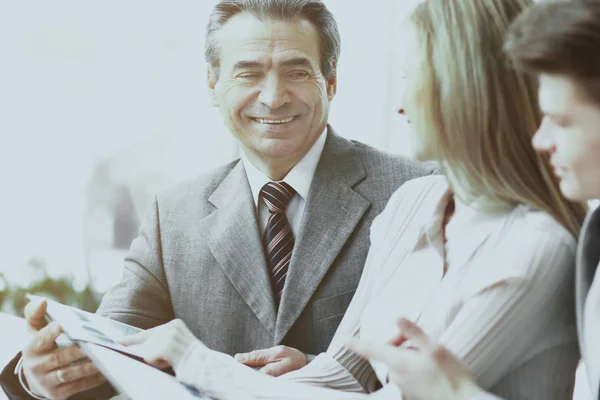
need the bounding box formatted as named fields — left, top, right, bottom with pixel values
left=349, top=1, right=600, bottom=399
left=0, top=1, right=437, bottom=399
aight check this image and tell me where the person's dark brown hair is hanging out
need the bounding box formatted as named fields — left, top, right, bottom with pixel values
left=504, top=0, right=600, bottom=104
left=205, top=0, right=340, bottom=80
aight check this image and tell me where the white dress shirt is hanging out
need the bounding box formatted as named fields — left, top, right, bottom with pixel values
left=242, top=128, right=327, bottom=239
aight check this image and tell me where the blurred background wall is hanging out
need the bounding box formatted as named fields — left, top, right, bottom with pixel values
left=0, top=0, right=420, bottom=313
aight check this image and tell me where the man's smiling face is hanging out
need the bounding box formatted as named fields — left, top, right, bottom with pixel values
left=208, top=12, right=336, bottom=166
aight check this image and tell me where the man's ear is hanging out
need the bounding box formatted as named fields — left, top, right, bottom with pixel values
left=326, top=61, right=337, bottom=101
left=207, top=68, right=219, bottom=107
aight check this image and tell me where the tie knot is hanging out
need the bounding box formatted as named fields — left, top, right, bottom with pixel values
left=261, top=181, right=296, bottom=213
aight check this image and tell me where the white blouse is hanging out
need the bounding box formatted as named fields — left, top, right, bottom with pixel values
left=175, top=175, right=579, bottom=399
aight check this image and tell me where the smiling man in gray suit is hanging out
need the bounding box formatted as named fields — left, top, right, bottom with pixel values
left=0, top=1, right=435, bottom=399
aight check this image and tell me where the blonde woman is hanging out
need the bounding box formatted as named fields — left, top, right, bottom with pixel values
left=350, top=1, right=600, bottom=399
left=118, top=0, right=587, bottom=398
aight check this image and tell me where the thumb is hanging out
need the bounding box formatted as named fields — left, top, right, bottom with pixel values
left=24, top=298, right=48, bottom=332
left=234, top=349, right=277, bottom=367
left=396, top=318, right=430, bottom=349
left=118, top=330, right=151, bottom=346
left=27, top=322, right=63, bottom=355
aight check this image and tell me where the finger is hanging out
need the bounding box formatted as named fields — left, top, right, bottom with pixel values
left=151, top=359, right=170, bottom=370
left=24, top=322, right=63, bottom=356
left=39, top=345, right=89, bottom=372
left=118, top=330, right=152, bottom=346
left=259, top=360, right=288, bottom=377
left=431, top=345, right=465, bottom=371
left=53, top=372, right=106, bottom=399
left=234, top=349, right=278, bottom=367
left=136, top=341, right=173, bottom=369
left=143, top=353, right=171, bottom=369
left=387, top=331, right=409, bottom=348
left=48, top=360, right=100, bottom=386
left=396, top=318, right=431, bottom=349
left=25, top=299, right=48, bottom=332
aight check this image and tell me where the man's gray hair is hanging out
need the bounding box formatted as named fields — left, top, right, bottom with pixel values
left=205, top=0, right=341, bottom=79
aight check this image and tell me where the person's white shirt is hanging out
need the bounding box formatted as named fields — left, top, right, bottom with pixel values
left=242, top=128, right=327, bottom=238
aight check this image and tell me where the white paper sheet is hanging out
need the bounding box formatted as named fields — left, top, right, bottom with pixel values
left=79, top=342, right=209, bottom=400
left=27, top=294, right=144, bottom=358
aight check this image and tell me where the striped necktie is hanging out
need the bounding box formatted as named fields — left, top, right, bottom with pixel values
left=261, top=181, right=296, bottom=305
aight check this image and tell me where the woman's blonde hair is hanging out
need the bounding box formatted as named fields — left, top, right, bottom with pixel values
left=406, top=0, right=586, bottom=235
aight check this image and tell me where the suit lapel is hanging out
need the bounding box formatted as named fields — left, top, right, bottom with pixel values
left=576, top=207, right=600, bottom=358
left=204, top=161, right=277, bottom=334
left=275, top=131, right=371, bottom=343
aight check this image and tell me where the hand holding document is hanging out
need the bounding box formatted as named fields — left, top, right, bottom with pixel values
left=25, top=295, right=210, bottom=399
left=26, top=294, right=145, bottom=359
left=117, top=319, right=205, bottom=371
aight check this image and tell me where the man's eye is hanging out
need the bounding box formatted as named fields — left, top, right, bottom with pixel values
left=238, top=73, right=260, bottom=79
left=289, top=71, right=309, bottom=79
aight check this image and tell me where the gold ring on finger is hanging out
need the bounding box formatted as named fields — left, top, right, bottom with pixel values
left=56, top=369, right=66, bottom=384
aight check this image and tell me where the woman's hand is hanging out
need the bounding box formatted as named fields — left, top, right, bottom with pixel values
left=118, top=319, right=205, bottom=371
left=349, top=318, right=483, bottom=400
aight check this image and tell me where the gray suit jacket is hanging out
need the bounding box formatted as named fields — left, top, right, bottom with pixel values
left=0, top=127, right=436, bottom=400
left=95, top=127, right=436, bottom=356
left=576, top=206, right=600, bottom=399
